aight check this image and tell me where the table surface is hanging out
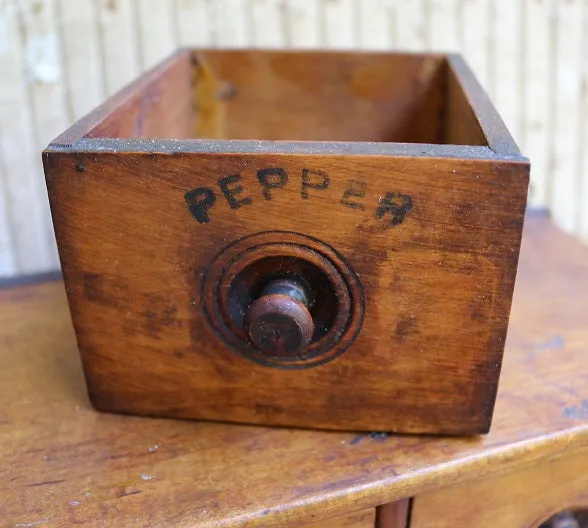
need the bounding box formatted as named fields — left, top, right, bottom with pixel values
left=1, top=214, right=587, bottom=528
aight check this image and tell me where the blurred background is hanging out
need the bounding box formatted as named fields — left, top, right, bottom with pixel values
left=0, top=0, right=584, bottom=277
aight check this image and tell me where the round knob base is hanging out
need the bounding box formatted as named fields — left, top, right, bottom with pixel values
left=245, top=294, right=314, bottom=357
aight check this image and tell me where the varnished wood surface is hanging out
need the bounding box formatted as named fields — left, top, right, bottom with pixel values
left=446, top=55, right=520, bottom=156
left=1, top=215, right=587, bottom=527
left=303, top=509, right=375, bottom=527
left=51, top=49, right=193, bottom=147
left=377, top=500, right=411, bottom=528
left=444, top=58, right=487, bottom=147
left=86, top=50, right=193, bottom=140
left=192, top=50, right=446, bottom=144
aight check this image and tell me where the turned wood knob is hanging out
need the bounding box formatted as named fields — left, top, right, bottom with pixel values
left=245, top=279, right=314, bottom=356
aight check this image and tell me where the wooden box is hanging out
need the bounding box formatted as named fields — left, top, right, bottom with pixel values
left=43, top=49, right=529, bottom=435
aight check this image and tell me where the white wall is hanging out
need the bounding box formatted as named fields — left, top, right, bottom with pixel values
left=0, top=0, right=584, bottom=276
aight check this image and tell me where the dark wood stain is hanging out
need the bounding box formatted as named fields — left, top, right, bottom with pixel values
left=394, top=316, right=419, bottom=344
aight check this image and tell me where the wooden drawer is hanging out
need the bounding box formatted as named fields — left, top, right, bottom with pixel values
left=378, top=500, right=411, bottom=528
left=301, top=500, right=410, bottom=527
left=303, top=509, right=375, bottom=527
left=410, top=448, right=588, bottom=527
left=43, top=47, right=528, bottom=436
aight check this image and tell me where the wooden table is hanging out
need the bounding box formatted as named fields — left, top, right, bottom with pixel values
left=1, top=213, right=587, bottom=527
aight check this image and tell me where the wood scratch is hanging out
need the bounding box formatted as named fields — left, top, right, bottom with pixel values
left=26, top=478, right=65, bottom=487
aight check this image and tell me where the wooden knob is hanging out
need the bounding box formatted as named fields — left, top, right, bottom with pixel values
left=245, top=279, right=314, bottom=356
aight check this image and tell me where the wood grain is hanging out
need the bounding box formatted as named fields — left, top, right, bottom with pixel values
left=446, top=54, right=521, bottom=156
left=44, top=49, right=529, bottom=435
left=50, top=49, right=193, bottom=146
left=411, top=447, right=588, bottom=527
left=303, top=509, right=375, bottom=527
left=377, top=499, right=411, bottom=528
left=86, top=49, right=192, bottom=140
left=192, top=49, right=448, bottom=144
left=2, top=215, right=587, bottom=528
left=444, top=59, right=487, bottom=146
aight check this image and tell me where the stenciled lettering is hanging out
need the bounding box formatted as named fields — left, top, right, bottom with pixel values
left=341, top=180, right=367, bottom=210
left=185, top=187, right=216, bottom=224
left=257, top=168, right=288, bottom=200
left=301, top=168, right=329, bottom=199
left=375, top=192, right=413, bottom=226
left=218, top=174, right=252, bottom=209
left=185, top=168, right=413, bottom=229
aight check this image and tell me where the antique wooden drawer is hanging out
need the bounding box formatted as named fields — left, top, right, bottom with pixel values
left=43, top=49, right=529, bottom=435
left=410, top=448, right=588, bottom=527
